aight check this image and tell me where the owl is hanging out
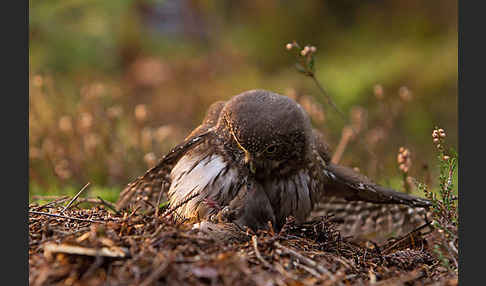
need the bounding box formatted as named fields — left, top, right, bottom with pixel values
left=117, top=90, right=430, bottom=239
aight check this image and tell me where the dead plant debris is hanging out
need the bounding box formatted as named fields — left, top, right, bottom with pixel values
left=29, top=200, right=457, bottom=286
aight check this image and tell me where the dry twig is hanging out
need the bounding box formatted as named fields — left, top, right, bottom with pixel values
left=32, top=196, right=70, bottom=211
left=61, top=182, right=91, bottom=213
left=139, top=259, right=170, bottom=286
left=252, top=235, right=273, bottom=270
left=162, top=191, right=199, bottom=218
left=29, top=210, right=104, bottom=223
left=43, top=243, right=128, bottom=258
left=96, top=196, right=120, bottom=215
left=274, top=241, right=332, bottom=278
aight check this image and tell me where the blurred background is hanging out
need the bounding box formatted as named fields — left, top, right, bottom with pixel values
left=29, top=0, right=457, bottom=202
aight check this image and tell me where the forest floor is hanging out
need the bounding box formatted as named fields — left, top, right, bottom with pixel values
left=29, top=199, right=458, bottom=286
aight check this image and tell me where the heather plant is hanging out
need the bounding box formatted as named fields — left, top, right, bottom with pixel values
left=286, top=41, right=347, bottom=125
left=285, top=43, right=458, bottom=273
left=419, top=127, right=458, bottom=270
left=285, top=41, right=428, bottom=190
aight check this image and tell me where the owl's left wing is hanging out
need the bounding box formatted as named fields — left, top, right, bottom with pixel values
left=310, top=128, right=431, bottom=208
left=322, top=163, right=431, bottom=208
left=309, top=129, right=432, bottom=240
left=116, top=131, right=212, bottom=211
left=116, top=101, right=227, bottom=211
left=310, top=161, right=432, bottom=241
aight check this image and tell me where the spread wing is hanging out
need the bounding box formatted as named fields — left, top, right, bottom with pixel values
left=322, top=163, right=431, bottom=208
left=115, top=131, right=211, bottom=211
left=309, top=129, right=431, bottom=240
left=310, top=197, right=429, bottom=241
left=116, top=101, right=227, bottom=211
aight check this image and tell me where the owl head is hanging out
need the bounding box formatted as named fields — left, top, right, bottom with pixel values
left=216, top=90, right=313, bottom=179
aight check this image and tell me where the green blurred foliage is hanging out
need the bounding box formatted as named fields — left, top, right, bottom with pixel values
left=29, top=0, right=457, bottom=201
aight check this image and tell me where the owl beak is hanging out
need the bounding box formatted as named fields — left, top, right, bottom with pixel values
left=244, top=152, right=256, bottom=174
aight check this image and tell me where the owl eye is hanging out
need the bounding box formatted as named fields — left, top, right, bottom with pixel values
left=265, top=145, right=278, bottom=154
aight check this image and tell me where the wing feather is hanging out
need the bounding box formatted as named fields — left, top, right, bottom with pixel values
left=168, top=146, right=244, bottom=220
left=309, top=128, right=432, bottom=240
left=116, top=101, right=227, bottom=211
left=310, top=196, right=429, bottom=241
left=323, top=163, right=431, bottom=208
left=116, top=131, right=211, bottom=211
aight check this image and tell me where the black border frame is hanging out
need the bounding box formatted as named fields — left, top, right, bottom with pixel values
left=21, top=1, right=467, bottom=284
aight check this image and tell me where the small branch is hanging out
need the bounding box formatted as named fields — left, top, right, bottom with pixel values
left=139, top=259, right=170, bottom=286
left=274, top=241, right=331, bottom=277
left=61, top=182, right=91, bottom=213
left=29, top=210, right=104, bottom=223
left=310, top=75, right=348, bottom=125
left=331, top=126, right=354, bottom=164
left=155, top=184, right=165, bottom=217
left=381, top=222, right=431, bottom=254
left=402, top=172, right=411, bottom=194
left=288, top=41, right=358, bottom=136
left=128, top=206, right=141, bottom=218
left=31, top=195, right=69, bottom=201
left=273, top=262, right=300, bottom=282
left=374, top=270, right=424, bottom=286
left=444, top=160, right=455, bottom=197
left=44, top=243, right=128, bottom=258
left=32, top=196, right=70, bottom=211
left=296, top=263, right=322, bottom=279
left=96, top=196, right=120, bottom=215
left=162, top=191, right=199, bottom=218
left=252, top=235, right=273, bottom=269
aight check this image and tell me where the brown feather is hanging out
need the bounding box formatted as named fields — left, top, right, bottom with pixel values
left=116, top=100, right=227, bottom=211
